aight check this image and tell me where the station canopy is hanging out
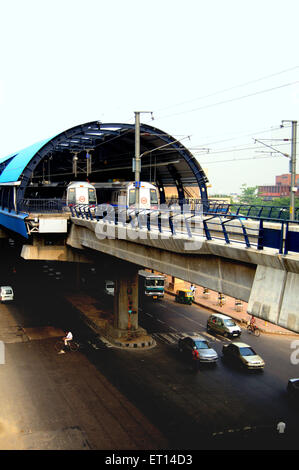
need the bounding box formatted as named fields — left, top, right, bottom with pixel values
left=0, top=121, right=209, bottom=202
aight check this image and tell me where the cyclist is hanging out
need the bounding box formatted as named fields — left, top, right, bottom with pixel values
left=249, top=315, right=256, bottom=330
left=58, top=331, right=73, bottom=354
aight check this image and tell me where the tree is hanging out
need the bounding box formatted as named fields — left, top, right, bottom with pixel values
left=239, top=185, right=262, bottom=205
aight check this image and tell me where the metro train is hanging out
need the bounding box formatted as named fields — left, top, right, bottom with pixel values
left=66, top=181, right=97, bottom=205
left=66, top=180, right=160, bottom=210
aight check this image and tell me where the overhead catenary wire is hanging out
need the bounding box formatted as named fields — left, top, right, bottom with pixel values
left=155, top=80, right=299, bottom=120
left=154, top=65, right=299, bottom=114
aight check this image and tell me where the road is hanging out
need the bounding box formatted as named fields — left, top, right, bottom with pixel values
left=0, top=244, right=298, bottom=450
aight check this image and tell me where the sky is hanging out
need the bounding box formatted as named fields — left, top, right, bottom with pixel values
left=0, top=0, right=299, bottom=195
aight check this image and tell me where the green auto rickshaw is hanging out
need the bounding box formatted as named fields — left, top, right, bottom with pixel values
left=175, top=289, right=193, bottom=305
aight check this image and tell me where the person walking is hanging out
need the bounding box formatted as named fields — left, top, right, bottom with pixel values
left=192, top=347, right=200, bottom=372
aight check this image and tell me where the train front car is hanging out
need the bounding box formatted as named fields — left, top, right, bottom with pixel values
left=66, top=181, right=97, bottom=206
left=127, top=182, right=159, bottom=210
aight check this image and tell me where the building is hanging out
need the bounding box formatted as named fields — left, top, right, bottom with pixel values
left=258, top=174, right=299, bottom=200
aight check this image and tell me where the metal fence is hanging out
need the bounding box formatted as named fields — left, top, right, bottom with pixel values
left=69, top=203, right=299, bottom=255
left=17, top=198, right=68, bottom=213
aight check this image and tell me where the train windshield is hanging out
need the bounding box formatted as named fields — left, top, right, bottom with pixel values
left=150, top=189, right=158, bottom=204
left=145, top=279, right=164, bottom=287
left=68, top=188, right=76, bottom=204
left=88, top=188, right=96, bottom=204
left=129, top=189, right=136, bottom=206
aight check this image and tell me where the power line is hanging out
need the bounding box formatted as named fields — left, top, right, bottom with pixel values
left=200, top=154, right=285, bottom=165
left=192, top=140, right=291, bottom=156
left=154, top=65, right=299, bottom=114
left=156, top=80, right=299, bottom=120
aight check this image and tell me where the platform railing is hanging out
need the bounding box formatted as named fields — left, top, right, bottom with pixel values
left=68, top=203, right=299, bottom=255
left=17, top=198, right=68, bottom=213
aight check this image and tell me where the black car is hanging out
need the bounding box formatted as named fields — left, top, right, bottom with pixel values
left=178, top=335, right=218, bottom=363
left=287, top=378, right=299, bottom=400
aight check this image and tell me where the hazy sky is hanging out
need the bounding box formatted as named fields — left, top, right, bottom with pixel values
left=0, top=0, right=298, bottom=195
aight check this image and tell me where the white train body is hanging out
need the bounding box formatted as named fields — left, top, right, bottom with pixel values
left=66, top=181, right=97, bottom=205
left=66, top=181, right=160, bottom=212
left=110, top=181, right=159, bottom=209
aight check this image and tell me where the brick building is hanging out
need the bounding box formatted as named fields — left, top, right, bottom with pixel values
left=258, top=173, right=299, bottom=199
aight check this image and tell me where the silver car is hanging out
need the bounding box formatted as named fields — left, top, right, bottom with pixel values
left=178, top=335, right=218, bottom=363
left=207, top=313, right=241, bottom=338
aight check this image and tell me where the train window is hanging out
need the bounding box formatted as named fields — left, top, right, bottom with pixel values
left=129, top=189, right=136, bottom=206
left=150, top=189, right=158, bottom=204
left=68, top=188, right=76, bottom=204
left=88, top=188, right=96, bottom=204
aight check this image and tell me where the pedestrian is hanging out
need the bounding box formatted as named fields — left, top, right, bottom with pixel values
left=190, top=284, right=196, bottom=301
left=276, top=421, right=286, bottom=435
left=192, top=347, right=200, bottom=372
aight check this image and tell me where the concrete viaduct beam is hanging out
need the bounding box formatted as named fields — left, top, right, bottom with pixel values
left=67, top=221, right=299, bottom=334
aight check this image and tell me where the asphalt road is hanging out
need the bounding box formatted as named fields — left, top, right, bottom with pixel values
left=0, top=245, right=298, bottom=450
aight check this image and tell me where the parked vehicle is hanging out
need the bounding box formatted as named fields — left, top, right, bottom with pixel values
left=222, top=342, right=265, bottom=370
left=207, top=313, right=241, bottom=338
left=0, top=286, right=14, bottom=302
left=178, top=335, right=218, bottom=364
left=175, top=289, right=193, bottom=305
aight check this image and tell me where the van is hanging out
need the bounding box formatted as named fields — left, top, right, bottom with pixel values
left=0, top=286, right=14, bottom=302
left=105, top=281, right=114, bottom=296
left=207, top=313, right=241, bottom=338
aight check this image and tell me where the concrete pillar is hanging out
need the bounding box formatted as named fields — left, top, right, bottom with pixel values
left=105, top=261, right=153, bottom=344
left=113, top=268, right=139, bottom=331
left=247, top=265, right=286, bottom=325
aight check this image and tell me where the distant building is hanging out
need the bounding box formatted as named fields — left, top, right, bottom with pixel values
left=258, top=174, right=299, bottom=199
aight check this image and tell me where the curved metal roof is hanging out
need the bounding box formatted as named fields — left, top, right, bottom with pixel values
left=0, top=138, right=53, bottom=183
left=0, top=121, right=209, bottom=202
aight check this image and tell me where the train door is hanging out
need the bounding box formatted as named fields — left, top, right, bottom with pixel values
left=76, top=186, right=89, bottom=204
left=139, top=186, right=150, bottom=209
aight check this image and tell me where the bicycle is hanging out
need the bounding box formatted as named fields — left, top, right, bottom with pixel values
left=247, top=324, right=261, bottom=337
left=54, top=338, right=80, bottom=352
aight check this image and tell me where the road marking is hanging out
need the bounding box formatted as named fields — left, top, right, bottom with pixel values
left=144, top=312, right=153, bottom=317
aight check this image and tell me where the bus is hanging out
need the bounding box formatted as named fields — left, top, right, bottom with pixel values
left=138, top=270, right=165, bottom=300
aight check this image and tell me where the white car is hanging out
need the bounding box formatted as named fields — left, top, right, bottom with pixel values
left=105, top=281, right=114, bottom=296
left=0, top=286, right=14, bottom=302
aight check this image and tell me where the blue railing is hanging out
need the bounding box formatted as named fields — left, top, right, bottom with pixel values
left=14, top=198, right=299, bottom=255
left=69, top=203, right=299, bottom=255
left=166, top=198, right=299, bottom=221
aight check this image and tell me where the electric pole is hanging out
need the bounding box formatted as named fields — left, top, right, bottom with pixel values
left=282, top=120, right=297, bottom=220
left=134, top=111, right=153, bottom=209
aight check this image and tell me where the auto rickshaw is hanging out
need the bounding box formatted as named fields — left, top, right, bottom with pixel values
left=175, top=289, right=193, bottom=305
